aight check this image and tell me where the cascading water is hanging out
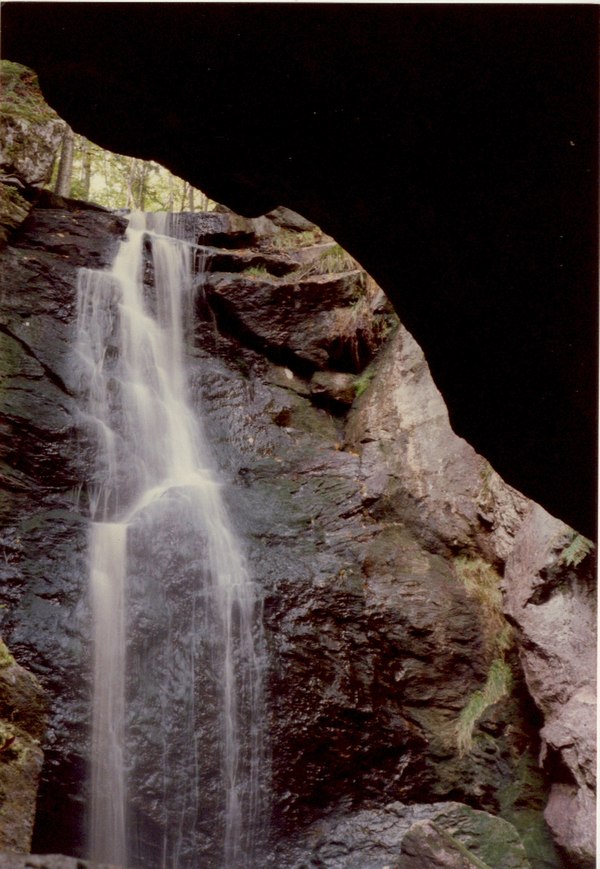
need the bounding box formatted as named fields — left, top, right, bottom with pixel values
left=75, top=212, right=266, bottom=868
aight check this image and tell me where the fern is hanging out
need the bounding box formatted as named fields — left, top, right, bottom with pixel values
left=561, top=533, right=594, bottom=567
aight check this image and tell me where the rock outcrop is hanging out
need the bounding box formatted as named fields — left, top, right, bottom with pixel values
left=0, top=203, right=126, bottom=855
left=281, top=801, right=532, bottom=869
left=0, top=62, right=65, bottom=242
left=0, top=202, right=594, bottom=867
left=0, top=640, right=46, bottom=854
left=0, top=800, right=532, bottom=869
left=504, top=508, right=596, bottom=867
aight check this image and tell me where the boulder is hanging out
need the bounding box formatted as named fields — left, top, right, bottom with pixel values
left=0, top=63, right=65, bottom=188
left=204, top=269, right=394, bottom=374
left=280, top=801, right=531, bottom=868
left=310, top=371, right=357, bottom=407
left=398, top=820, right=484, bottom=868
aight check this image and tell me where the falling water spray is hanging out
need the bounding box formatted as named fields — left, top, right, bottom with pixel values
left=76, top=212, right=266, bottom=867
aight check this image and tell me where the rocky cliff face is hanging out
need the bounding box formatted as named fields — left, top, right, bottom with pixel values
left=5, top=5, right=596, bottom=540
left=0, top=203, right=126, bottom=854
left=0, top=62, right=66, bottom=243
left=0, top=640, right=45, bottom=854
left=0, top=202, right=595, bottom=868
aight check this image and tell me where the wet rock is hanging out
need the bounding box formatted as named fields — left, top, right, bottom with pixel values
left=0, top=205, right=588, bottom=867
left=204, top=268, right=395, bottom=374
left=0, top=857, right=116, bottom=869
left=174, top=210, right=258, bottom=248
left=0, top=204, right=126, bottom=855
left=205, top=270, right=364, bottom=364
left=0, top=640, right=46, bottom=853
left=398, top=820, right=484, bottom=868
left=188, top=334, right=552, bottom=856
left=200, top=245, right=297, bottom=277
left=280, top=801, right=531, bottom=869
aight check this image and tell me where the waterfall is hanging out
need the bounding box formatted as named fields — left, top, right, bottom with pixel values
left=75, top=212, right=266, bottom=868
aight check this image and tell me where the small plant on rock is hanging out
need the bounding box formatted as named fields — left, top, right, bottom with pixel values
left=453, top=556, right=515, bottom=755
left=242, top=265, right=271, bottom=279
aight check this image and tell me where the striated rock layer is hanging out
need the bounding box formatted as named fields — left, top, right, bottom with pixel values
left=0, top=203, right=595, bottom=867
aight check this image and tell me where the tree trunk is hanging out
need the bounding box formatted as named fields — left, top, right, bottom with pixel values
left=125, top=158, right=137, bottom=209
left=80, top=137, right=92, bottom=200
left=167, top=173, right=174, bottom=211
left=188, top=185, right=194, bottom=213
left=180, top=180, right=188, bottom=212
left=137, top=163, right=148, bottom=211
left=54, top=127, right=75, bottom=197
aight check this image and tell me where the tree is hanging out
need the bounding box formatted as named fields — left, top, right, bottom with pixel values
left=79, top=137, right=92, bottom=200
left=54, top=126, right=74, bottom=196
left=49, top=130, right=215, bottom=213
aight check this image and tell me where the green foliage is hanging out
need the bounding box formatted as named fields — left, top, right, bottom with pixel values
left=560, top=532, right=594, bottom=567
left=47, top=132, right=214, bottom=212
left=453, top=556, right=516, bottom=755
left=1, top=60, right=213, bottom=212
left=0, top=640, right=16, bottom=669
left=270, top=228, right=321, bottom=250
left=353, top=367, right=376, bottom=398
left=456, top=658, right=512, bottom=756
left=318, top=243, right=358, bottom=273
left=453, top=556, right=508, bottom=651
left=286, top=243, right=358, bottom=282
left=242, top=265, right=270, bottom=278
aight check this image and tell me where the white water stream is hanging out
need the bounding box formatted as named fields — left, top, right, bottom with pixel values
left=76, top=213, right=265, bottom=867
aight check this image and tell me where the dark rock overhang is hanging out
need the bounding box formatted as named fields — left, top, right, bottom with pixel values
left=3, top=2, right=598, bottom=538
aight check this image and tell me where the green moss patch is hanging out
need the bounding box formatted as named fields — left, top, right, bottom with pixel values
left=0, top=60, right=59, bottom=123
left=0, top=641, right=16, bottom=670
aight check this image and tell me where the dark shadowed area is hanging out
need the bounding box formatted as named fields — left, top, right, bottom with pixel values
left=3, top=3, right=597, bottom=538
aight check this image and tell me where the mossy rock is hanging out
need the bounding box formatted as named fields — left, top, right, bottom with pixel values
left=429, top=802, right=532, bottom=868
left=0, top=61, right=58, bottom=123
left=0, top=60, right=66, bottom=193
left=0, top=182, right=31, bottom=243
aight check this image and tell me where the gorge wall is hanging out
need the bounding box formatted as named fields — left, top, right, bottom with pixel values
left=0, top=198, right=595, bottom=868
left=2, top=3, right=597, bottom=540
